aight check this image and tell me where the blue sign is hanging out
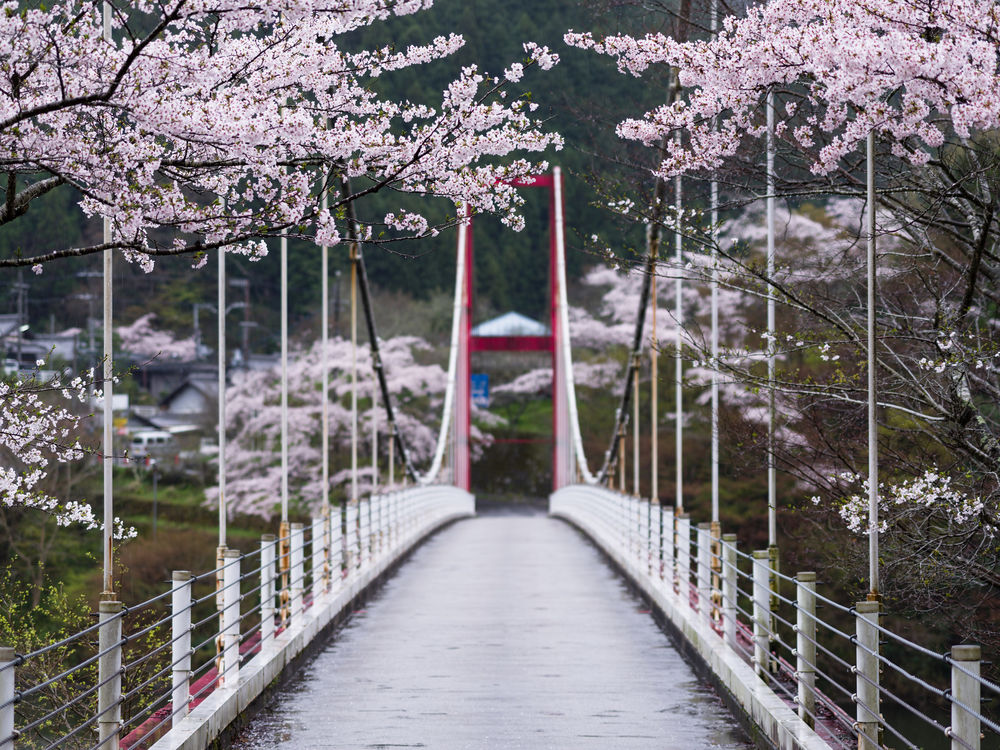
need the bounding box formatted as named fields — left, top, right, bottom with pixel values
left=471, top=374, right=490, bottom=408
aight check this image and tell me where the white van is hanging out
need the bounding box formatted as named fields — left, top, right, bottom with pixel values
left=128, top=430, right=175, bottom=462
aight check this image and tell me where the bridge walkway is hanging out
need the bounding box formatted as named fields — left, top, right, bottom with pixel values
left=231, top=507, right=750, bottom=749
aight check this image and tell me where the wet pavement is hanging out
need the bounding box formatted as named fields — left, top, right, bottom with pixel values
left=231, top=507, right=751, bottom=749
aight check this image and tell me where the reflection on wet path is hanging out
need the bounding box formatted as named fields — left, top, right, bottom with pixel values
left=232, top=508, right=750, bottom=749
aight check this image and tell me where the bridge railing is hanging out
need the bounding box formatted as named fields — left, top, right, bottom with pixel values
left=0, top=485, right=473, bottom=750
left=551, top=485, right=998, bottom=750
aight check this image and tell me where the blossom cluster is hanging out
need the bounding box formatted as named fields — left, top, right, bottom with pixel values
left=566, top=0, right=1000, bottom=177
left=0, top=373, right=135, bottom=537
left=814, top=468, right=991, bottom=536
left=4, top=0, right=563, bottom=270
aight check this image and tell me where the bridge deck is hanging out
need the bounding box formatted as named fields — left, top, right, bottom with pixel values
left=232, top=507, right=750, bottom=749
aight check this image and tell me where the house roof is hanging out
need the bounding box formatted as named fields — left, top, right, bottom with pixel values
left=471, top=312, right=549, bottom=337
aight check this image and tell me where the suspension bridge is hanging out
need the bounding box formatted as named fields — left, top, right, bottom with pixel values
left=1, top=169, right=996, bottom=750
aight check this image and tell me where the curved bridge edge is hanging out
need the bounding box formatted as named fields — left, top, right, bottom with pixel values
left=549, top=485, right=831, bottom=750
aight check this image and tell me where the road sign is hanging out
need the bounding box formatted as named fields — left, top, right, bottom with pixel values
left=471, top=373, right=489, bottom=408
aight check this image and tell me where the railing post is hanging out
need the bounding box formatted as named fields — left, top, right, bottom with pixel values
left=796, top=572, right=817, bottom=728
left=261, top=534, right=275, bottom=647
left=650, top=500, right=661, bottom=577
left=311, top=516, right=324, bottom=603
left=344, top=501, right=355, bottom=571
left=0, top=647, right=15, bottom=750
left=331, top=510, right=343, bottom=588
left=753, top=550, right=771, bottom=676
left=951, top=644, right=981, bottom=750
left=677, top=514, right=691, bottom=601
left=697, top=522, right=712, bottom=626
left=171, top=571, right=192, bottom=722
left=855, top=600, right=880, bottom=750
left=222, top=549, right=241, bottom=687
left=290, top=523, right=304, bottom=623
left=722, top=534, right=737, bottom=649
left=324, top=510, right=332, bottom=592
left=639, top=499, right=649, bottom=569
left=663, top=505, right=675, bottom=587
left=97, top=599, right=122, bottom=748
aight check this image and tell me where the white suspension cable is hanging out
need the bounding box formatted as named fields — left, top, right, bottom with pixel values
left=553, top=168, right=598, bottom=485
left=416, top=206, right=468, bottom=485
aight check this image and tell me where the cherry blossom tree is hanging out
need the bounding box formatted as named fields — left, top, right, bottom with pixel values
left=211, top=334, right=495, bottom=519
left=0, top=369, right=132, bottom=536
left=2, top=0, right=564, bottom=272
left=567, top=0, right=1000, bottom=566
left=117, top=314, right=196, bottom=361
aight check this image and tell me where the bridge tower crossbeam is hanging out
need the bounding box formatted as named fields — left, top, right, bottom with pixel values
left=452, top=169, right=573, bottom=492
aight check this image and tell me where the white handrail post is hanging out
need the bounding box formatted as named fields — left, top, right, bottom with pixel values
left=0, top=647, right=15, bottom=750
left=796, top=572, right=817, bottom=727
left=855, top=600, right=880, bottom=750
left=331, top=510, right=343, bottom=588
left=311, top=516, right=324, bottom=602
left=345, top=501, right=357, bottom=572
left=171, top=571, right=192, bottom=721
left=98, top=599, right=122, bottom=748
left=722, top=534, right=738, bottom=649
left=324, top=509, right=332, bottom=592
left=663, top=506, right=675, bottom=588
left=222, top=549, right=240, bottom=687
left=753, top=550, right=771, bottom=676
left=697, top=522, right=711, bottom=626
left=290, top=523, right=304, bottom=623
left=951, top=645, right=981, bottom=750
left=261, top=535, right=275, bottom=647
left=677, top=514, right=690, bottom=600
left=651, top=500, right=661, bottom=577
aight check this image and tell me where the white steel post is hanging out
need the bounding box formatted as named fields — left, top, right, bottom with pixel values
left=218, top=248, right=227, bottom=549
left=866, top=131, right=880, bottom=599
left=710, top=0, right=720, bottom=535
left=951, top=645, right=981, bottom=750
left=97, top=600, right=122, bottom=748
left=321, top=191, right=330, bottom=518
left=290, top=523, right=304, bottom=623
left=677, top=514, right=690, bottom=599
left=171, top=571, right=192, bottom=721
left=261, top=535, right=275, bottom=647
left=281, top=234, right=289, bottom=524
left=222, top=549, right=240, bottom=687
left=766, top=92, right=777, bottom=555
left=753, top=550, right=771, bottom=676
left=796, top=572, right=817, bottom=727
left=674, top=165, right=684, bottom=518
left=855, top=600, right=880, bottom=750
left=0, top=647, right=15, bottom=750
left=101, top=0, right=114, bottom=602
left=697, top=522, right=711, bottom=626
left=722, top=534, right=738, bottom=649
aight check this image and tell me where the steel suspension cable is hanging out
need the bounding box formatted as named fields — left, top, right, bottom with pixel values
left=594, top=163, right=671, bottom=485
left=339, top=178, right=465, bottom=485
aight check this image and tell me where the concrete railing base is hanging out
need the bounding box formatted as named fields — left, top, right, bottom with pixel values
left=151, top=488, right=474, bottom=750
left=551, top=486, right=830, bottom=750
